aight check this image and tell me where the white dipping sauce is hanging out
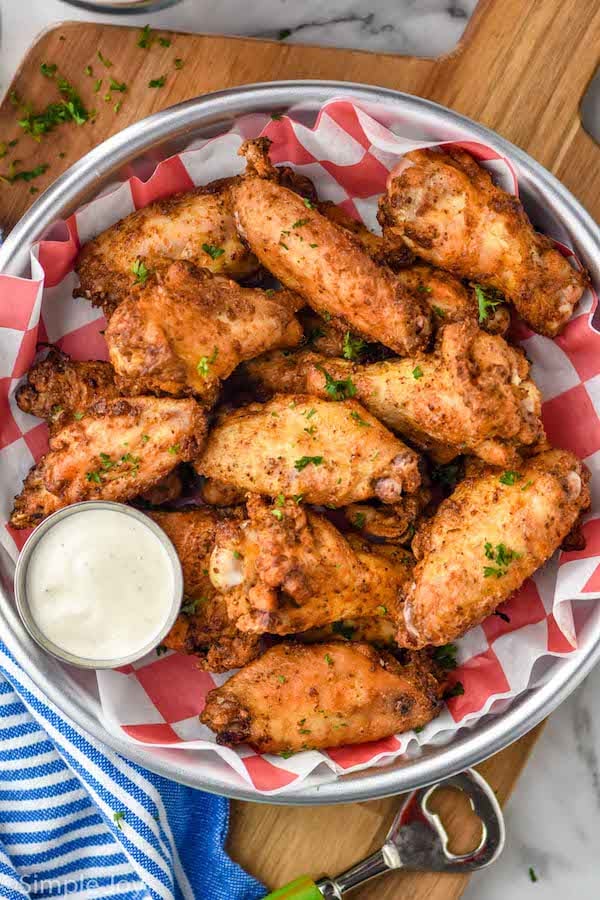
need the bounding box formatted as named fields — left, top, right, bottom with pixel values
left=26, top=509, right=175, bottom=661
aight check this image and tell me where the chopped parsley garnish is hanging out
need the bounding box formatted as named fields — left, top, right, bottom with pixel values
left=474, top=284, right=503, bottom=322
left=279, top=749, right=294, bottom=759
left=73, top=411, right=84, bottom=421
left=414, top=725, right=424, bottom=733
left=353, top=512, right=366, bottom=529
left=86, top=451, right=140, bottom=484
left=0, top=162, right=49, bottom=185
left=324, top=653, right=334, bottom=667
left=149, top=75, right=167, bottom=89
left=278, top=29, right=292, bottom=40
left=0, top=144, right=7, bottom=159
left=350, top=410, right=370, bottom=427
left=271, top=508, right=284, bottom=521
left=181, top=597, right=203, bottom=615
left=275, top=494, right=285, bottom=507
left=303, top=197, right=315, bottom=209
left=97, top=50, right=113, bottom=68
left=233, top=550, right=242, bottom=559
left=137, top=25, right=154, bottom=48
left=309, top=243, right=318, bottom=248
left=292, top=218, right=309, bottom=228
left=433, top=644, right=458, bottom=670
left=86, top=470, right=102, bottom=484
left=376, top=605, right=387, bottom=616
left=294, top=455, right=324, bottom=471
left=141, top=434, right=150, bottom=443
left=109, top=78, right=127, bottom=93
left=432, top=305, right=445, bottom=317
left=521, top=480, right=533, bottom=491
left=167, top=443, right=180, bottom=455
left=342, top=331, right=366, bottom=360
left=174, top=58, right=184, bottom=69
left=412, top=365, right=424, bottom=380
left=197, top=346, right=218, bottom=376
left=16, top=76, right=91, bottom=142
left=500, top=470, right=522, bottom=485
left=93, top=79, right=102, bottom=93
left=292, top=494, right=304, bottom=504
left=271, top=113, right=282, bottom=120
left=85, top=65, right=93, bottom=77
left=332, top=621, right=356, bottom=640
left=202, top=243, right=225, bottom=260
left=51, top=404, right=63, bottom=416
left=114, top=101, right=122, bottom=114
left=304, top=424, right=317, bottom=436
left=483, top=542, right=522, bottom=578
left=159, top=37, right=172, bottom=47
left=528, top=867, right=538, bottom=883
left=279, top=241, right=289, bottom=250
left=302, top=407, right=316, bottom=420
left=131, top=258, right=149, bottom=285
left=319, top=367, right=357, bottom=400
left=446, top=682, right=465, bottom=699
left=276, top=675, right=286, bottom=684
left=40, top=63, right=57, bottom=78
left=113, top=811, right=125, bottom=830
left=417, top=284, right=432, bottom=294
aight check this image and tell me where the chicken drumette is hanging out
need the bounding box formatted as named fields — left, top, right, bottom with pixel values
left=10, top=397, right=206, bottom=528
left=200, top=642, right=442, bottom=753
left=148, top=509, right=261, bottom=671
left=378, top=148, right=588, bottom=336
left=244, top=322, right=544, bottom=466
left=106, top=260, right=303, bottom=404
left=399, top=449, right=590, bottom=647
left=209, top=494, right=412, bottom=634
left=195, top=394, right=421, bottom=506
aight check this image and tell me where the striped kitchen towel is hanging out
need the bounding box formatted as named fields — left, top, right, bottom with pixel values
left=0, top=642, right=265, bottom=900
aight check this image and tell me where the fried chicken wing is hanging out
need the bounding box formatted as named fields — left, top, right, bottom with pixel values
left=231, top=140, right=432, bottom=356
left=195, top=394, right=421, bottom=506
left=378, top=148, right=588, bottom=336
left=344, top=490, right=430, bottom=544
left=200, top=642, right=442, bottom=752
left=399, top=449, right=590, bottom=647
left=16, top=349, right=119, bottom=431
left=209, top=495, right=412, bottom=634
left=74, top=179, right=259, bottom=317
left=244, top=322, right=544, bottom=466
left=148, top=509, right=261, bottom=671
left=105, top=260, right=303, bottom=403
left=10, top=397, right=206, bottom=528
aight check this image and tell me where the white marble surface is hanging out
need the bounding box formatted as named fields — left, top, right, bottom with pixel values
left=1, top=2, right=599, bottom=899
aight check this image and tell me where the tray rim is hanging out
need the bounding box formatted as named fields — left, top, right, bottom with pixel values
left=1, top=79, right=599, bottom=805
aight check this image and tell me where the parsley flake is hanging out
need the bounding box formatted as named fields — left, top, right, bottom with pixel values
left=97, top=50, right=113, bottom=68
left=303, top=197, right=315, bottom=209
left=376, top=605, right=388, bottom=616
left=109, top=78, right=127, bottom=93
left=202, top=242, right=225, bottom=260
left=174, top=58, right=184, bottom=69
left=412, top=365, right=424, bottom=380
left=167, top=443, right=180, bottom=455
left=149, top=75, right=167, bottom=89
left=500, top=470, right=522, bottom=485
left=318, top=366, right=357, bottom=400
left=73, top=411, right=84, bottom=421
left=197, top=346, right=218, bottom=376
left=113, top=811, right=125, bottom=830
left=137, top=25, right=155, bottom=49
left=350, top=410, right=371, bottom=427
left=324, top=653, right=334, bottom=667
left=40, top=63, right=57, bottom=78
left=276, top=675, right=286, bottom=684
left=432, top=305, right=446, bottom=317
left=474, top=284, right=503, bottom=322
left=271, top=508, right=284, bottom=521
left=294, top=455, right=323, bottom=471
left=353, top=512, right=366, bottom=529
left=342, top=331, right=366, bottom=360
left=159, top=37, right=172, bottom=47
left=131, top=258, right=149, bottom=285
left=529, top=867, right=538, bottom=883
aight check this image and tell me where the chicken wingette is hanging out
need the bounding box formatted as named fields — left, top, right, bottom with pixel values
left=378, top=148, right=588, bottom=336
left=195, top=394, right=421, bottom=506
left=231, top=139, right=432, bottom=356
left=244, top=322, right=544, bottom=466
left=74, top=179, right=259, bottom=317
left=399, top=449, right=590, bottom=648
left=148, top=509, right=261, bottom=671
left=200, top=642, right=443, bottom=753
left=209, top=495, right=413, bottom=634
left=105, top=260, right=303, bottom=404
left=10, top=397, right=206, bottom=528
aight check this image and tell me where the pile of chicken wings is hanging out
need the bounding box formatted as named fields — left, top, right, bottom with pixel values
left=12, top=137, right=591, bottom=756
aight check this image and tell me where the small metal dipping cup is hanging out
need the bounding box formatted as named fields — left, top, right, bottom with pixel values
left=14, top=501, right=183, bottom=669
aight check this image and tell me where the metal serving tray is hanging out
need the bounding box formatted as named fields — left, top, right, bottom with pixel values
left=1, top=81, right=599, bottom=805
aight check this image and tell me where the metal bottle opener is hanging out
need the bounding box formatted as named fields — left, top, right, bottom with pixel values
left=264, top=768, right=505, bottom=899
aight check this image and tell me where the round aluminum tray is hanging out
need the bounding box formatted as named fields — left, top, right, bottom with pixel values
left=1, top=81, right=599, bottom=805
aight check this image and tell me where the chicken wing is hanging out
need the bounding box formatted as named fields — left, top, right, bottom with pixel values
left=105, top=260, right=303, bottom=404
left=195, top=394, right=421, bottom=506
left=244, top=322, right=544, bottom=466
left=209, top=495, right=412, bottom=634
left=200, top=642, right=442, bottom=752
left=74, top=179, right=259, bottom=317
left=16, top=349, right=119, bottom=431
left=344, top=490, right=430, bottom=544
left=399, top=449, right=590, bottom=647
left=378, top=148, right=588, bottom=336
left=10, top=397, right=206, bottom=528
left=148, top=509, right=261, bottom=671
left=231, top=140, right=432, bottom=356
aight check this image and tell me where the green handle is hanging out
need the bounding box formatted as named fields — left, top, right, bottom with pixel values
left=263, top=874, right=322, bottom=899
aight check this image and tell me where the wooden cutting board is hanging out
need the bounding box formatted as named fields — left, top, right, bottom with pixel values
left=0, top=1, right=597, bottom=896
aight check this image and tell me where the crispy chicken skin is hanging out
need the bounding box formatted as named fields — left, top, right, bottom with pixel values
left=10, top=397, right=206, bottom=528
left=200, top=642, right=443, bottom=752
left=244, top=323, right=544, bottom=466
left=74, top=179, right=259, bottom=317
left=378, top=148, right=587, bottom=336
left=295, top=616, right=398, bottom=647
left=195, top=394, right=421, bottom=506
left=232, top=140, right=432, bottom=356
left=148, top=509, right=261, bottom=671
left=209, top=495, right=412, bottom=634
left=344, top=491, right=430, bottom=544
left=399, top=449, right=590, bottom=648
left=105, top=260, right=303, bottom=403
left=16, top=349, right=119, bottom=431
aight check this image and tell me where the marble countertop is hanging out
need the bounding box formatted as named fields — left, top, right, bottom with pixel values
left=1, top=2, right=598, bottom=899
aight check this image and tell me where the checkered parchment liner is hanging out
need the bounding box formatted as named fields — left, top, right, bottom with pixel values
left=1, top=99, right=599, bottom=794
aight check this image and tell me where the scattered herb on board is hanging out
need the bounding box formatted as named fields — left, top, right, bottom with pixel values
left=342, top=331, right=366, bottom=360
left=197, top=346, right=218, bottom=376
left=174, top=58, right=184, bottom=69
left=202, top=243, right=225, bottom=260
left=17, top=77, right=91, bottom=141
left=149, top=75, right=167, bottom=89
left=0, top=162, right=49, bottom=185
left=278, top=28, right=292, bottom=39
left=109, top=78, right=127, bottom=93
left=40, top=62, right=58, bottom=78
left=318, top=367, right=357, bottom=400
left=97, top=50, right=113, bottom=68
left=85, top=65, right=93, bottom=77
left=294, top=455, right=324, bottom=471
left=528, top=867, right=538, bottom=883
left=159, top=37, right=172, bottom=48
left=131, top=258, right=149, bottom=285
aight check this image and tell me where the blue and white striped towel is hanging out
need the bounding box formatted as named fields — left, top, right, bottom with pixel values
left=0, top=642, right=265, bottom=900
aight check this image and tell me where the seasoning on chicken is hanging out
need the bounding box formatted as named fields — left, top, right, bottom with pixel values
left=378, top=147, right=588, bottom=336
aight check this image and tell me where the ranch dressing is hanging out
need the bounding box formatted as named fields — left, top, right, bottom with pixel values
left=26, top=508, right=174, bottom=661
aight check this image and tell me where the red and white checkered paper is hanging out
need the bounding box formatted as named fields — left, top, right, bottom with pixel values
left=2, top=98, right=600, bottom=795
